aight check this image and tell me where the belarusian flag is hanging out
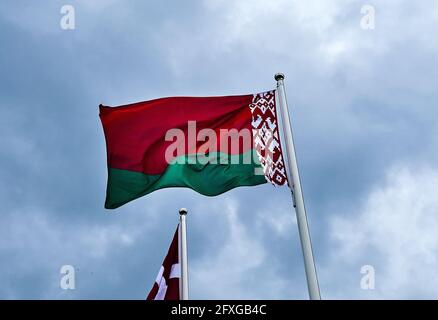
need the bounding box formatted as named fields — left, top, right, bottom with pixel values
left=100, top=90, right=288, bottom=209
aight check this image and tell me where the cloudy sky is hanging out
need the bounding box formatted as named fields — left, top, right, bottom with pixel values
left=1, top=0, right=438, bottom=299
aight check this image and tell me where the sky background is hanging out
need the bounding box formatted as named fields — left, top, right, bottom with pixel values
left=1, top=0, right=438, bottom=299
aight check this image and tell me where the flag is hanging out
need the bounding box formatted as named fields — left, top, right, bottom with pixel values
left=147, top=226, right=180, bottom=300
left=100, top=90, right=288, bottom=209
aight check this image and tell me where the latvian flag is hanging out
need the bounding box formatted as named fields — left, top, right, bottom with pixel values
left=146, top=226, right=180, bottom=300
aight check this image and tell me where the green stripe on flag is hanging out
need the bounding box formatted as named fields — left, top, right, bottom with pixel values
left=105, top=150, right=266, bottom=209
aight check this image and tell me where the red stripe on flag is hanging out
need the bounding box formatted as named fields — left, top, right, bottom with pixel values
left=100, top=95, right=254, bottom=175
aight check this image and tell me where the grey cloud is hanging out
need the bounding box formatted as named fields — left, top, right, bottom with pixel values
left=1, top=0, right=438, bottom=299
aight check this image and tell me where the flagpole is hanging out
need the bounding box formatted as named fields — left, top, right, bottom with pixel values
left=179, top=208, right=189, bottom=300
left=275, top=73, right=321, bottom=300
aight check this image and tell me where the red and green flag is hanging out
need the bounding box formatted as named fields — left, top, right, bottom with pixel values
left=99, top=90, right=288, bottom=209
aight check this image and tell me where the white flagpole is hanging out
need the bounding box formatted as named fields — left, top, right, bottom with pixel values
left=178, top=208, right=189, bottom=300
left=275, top=73, right=321, bottom=300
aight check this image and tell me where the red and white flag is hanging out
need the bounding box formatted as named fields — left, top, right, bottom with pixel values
left=146, top=226, right=180, bottom=300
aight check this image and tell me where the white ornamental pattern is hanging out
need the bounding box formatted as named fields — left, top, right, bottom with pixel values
left=249, top=91, right=288, bottom=186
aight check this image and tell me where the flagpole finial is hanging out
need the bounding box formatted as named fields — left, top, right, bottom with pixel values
left=274, top=73, right=285, bottom=81
left=179, top=208, right=188, bottom=215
